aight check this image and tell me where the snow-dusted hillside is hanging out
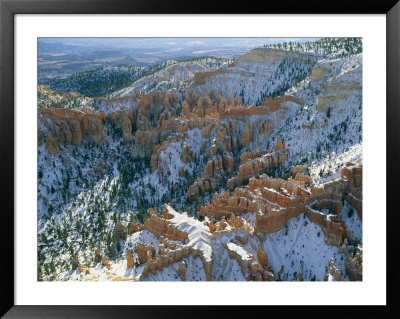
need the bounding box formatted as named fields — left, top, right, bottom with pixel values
left=274, top=53, right=362, bottom=180
left=59, top=203, right=362, bottom=282
left=186, top=48, right=319, bottom=105
left=37, top=38, right=363, bottom=282
left=109, top=57, right=232, bottom=98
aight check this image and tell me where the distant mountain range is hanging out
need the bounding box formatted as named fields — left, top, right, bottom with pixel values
left=38, top=37, right=318, bottom=80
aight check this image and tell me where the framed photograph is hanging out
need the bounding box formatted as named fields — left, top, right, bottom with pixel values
left=1, top=0, right=398, bottom=317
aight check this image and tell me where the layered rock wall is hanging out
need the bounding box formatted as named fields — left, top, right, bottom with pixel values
left=202, top=164, right=361, bottom=247
left=39, top=108, right=105, bottom=153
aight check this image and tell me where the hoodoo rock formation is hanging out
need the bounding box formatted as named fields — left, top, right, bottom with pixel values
left=113, top=222, right=127, bottom=241
left=38, top=108, right=105, bottom=153
left=324, top=258, right=345, bottom=281
left=274, top=136, right=285, bottom=152
left=126, top=249, right=135, bottom=269
left=346, top=245, right=363, bottom=281
left=201, top=163, right=362, bottom=248
left=128, top=218, right=140, bottom=235
left=226, top=148, right=288, bottom=190
left=126, top=168, right=363, bottom=281
left=108, top=110, right=133, bottom=142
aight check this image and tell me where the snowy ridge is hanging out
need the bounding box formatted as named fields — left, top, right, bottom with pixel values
left=167, top=205, right=213, bottom=263
left=110, top=57, right=232, bottom=98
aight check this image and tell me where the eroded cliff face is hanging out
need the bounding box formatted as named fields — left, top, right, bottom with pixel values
left=38, top=84, right=302, bottom=213
left=187, top=48, right=318, bottom=105
left=200, top=163, right=362, bottom=248
left=38, top=108, right=105, bottom=153
left=345, top=244, right=363, bottom=281
left=108, top=110, right=133, bottom=142
left=88, top=163, right=361, bottom=282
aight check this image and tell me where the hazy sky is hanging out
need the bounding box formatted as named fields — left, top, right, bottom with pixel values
left=39, top=37, right=319, bottom=50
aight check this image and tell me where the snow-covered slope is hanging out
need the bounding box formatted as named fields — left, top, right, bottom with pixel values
left=59, top=203, right=362, bottom=281
left=186, top=48, right=319, bottom=105
left=109, top=57, right=232, bottom=98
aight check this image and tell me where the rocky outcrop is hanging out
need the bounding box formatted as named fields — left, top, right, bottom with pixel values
left=166, top=226, right=188, bottom=242
left=294, top=173, right=313, bottom=184
left=187, top=177, right=218, bottom=201
left=131, top=128, right=174, bottom=161
left=291, top=164, right=313, bottom=184
left=341, top=162, right=362, bottom=189
left=141, top=246, right=189, bottom=278
left=120, top=160, right=361, bottom=280
left=257, top=245, right=269, bottom=269
left=128, top=218, right=139, bottom=235
left=309, top=198, right=342, bottom=215
left=38, top=108, right=105, bottom=153
left=137, top=243, right=155, bottom=265
left=140, top=243, right=213, bottom=281
left=324, top=258, right=345, bottom=281
left=144, top=209, right=189, bottom=242
left=108, top=110, right=133, bottom=142
left=226, top=149, right=288, bottom=190
left=187, top=149, right=235, bottom=201
left=139, top=206, right=213, bottom=281
left=291, top=165, right=307, bottom=176
left=240, top=122, right=251, bottom=147
left=203, top=174, right=304, bottom=219
left=113, top=222, right=127, bottom=241
left=345, top=193, right=362, bottom=220
left=209, top=213, right=253, bottom=235
left=341, top=163, right=362, bottom=219
left=219, top=96, right=302, bottom=119
left=177, top=262, right=186, bottom=281
left=274, top=135, right=285, bottom=152
left=181, top=144, right=193, bottom=163
left=346, top=245, right=362, bottom=281
left=201, top=163, right=362, bottom=247
left=240, top=150, right=262, bottom=165
left=144, top=209, right=170, bottom=237
left=303, top=206, right=346, bottom=246
left=45, top=131, right=59, bottom=153
left=126, top=249, right=135, bottom=269
left=224, top=242, right=274, bottom=281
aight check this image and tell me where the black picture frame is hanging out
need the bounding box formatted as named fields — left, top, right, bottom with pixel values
left=1, top=0, right=399, bottom=317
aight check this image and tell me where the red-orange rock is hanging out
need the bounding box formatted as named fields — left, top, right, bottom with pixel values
left=39, top=108, right=105, bottom=153
left=274, top=135, right=285, bottom=152
left=240, top=122, right=251, bottom=147
left=113, top=222, right=127, bottom=241
left=127, top=249, right=135, bottom=269
left=346, top=247, right=362, bottom=281
left=257, top=245, right=269, bottom=269
left=128, top=218, right=139, bottom=235
left=181, top=144, right=193, bottom=163
left=108, top=110, right=133, bottom=142
left=177, top=262, right=186, bottom=281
